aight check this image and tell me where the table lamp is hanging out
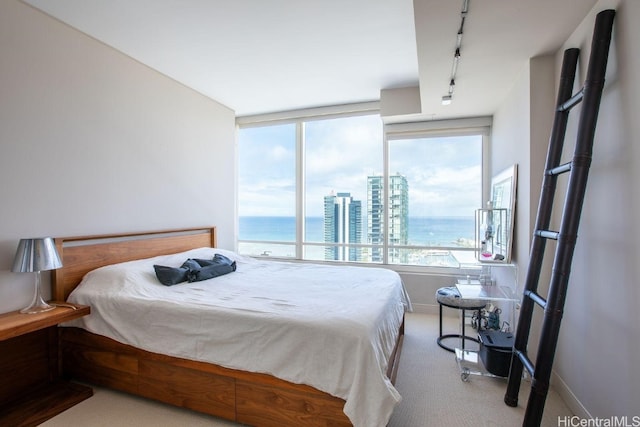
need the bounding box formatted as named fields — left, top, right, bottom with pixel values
left=11, top=237, right=62, bottom=314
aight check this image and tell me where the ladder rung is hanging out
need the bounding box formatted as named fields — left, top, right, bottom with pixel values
left=535, top=230, right=559, bottom=240
left=557, top=87, right=584, bottom=112
left=524, top=290, right=547, bottom=309
left=546, top=162, right=572, bottom=176
left=515, top=349, right=535, bottom=376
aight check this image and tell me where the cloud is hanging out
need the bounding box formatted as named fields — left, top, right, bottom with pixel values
left=402, top=163, right=481, bottom=216
left=238, top=117, right=482, bottom=218
left=305, top=116, right=381, bottom=171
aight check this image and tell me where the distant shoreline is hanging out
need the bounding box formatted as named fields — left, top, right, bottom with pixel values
left=239, top=215, right=475, bottom=248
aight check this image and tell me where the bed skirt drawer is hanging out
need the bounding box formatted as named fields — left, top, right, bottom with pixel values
left=139, top=359, right=235, bottom=420
left=61, top=340, right=138, bottom=394
left=236, top=380, right=351, bottom=427
left=59, top=327, right=360, bottom=426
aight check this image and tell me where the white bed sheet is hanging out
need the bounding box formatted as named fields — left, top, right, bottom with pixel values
left=65, top=248, right=411, bottom=427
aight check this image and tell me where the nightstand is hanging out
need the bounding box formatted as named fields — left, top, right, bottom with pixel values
left=0, top=303, right=92, bottom=427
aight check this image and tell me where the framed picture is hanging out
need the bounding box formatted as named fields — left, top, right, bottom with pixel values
left=485, top=164, right=518, bottom=263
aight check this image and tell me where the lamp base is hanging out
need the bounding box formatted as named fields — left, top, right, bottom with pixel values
left=20, top=300, right=55, bottom=314
left=20, top=270, right=56, bottom=314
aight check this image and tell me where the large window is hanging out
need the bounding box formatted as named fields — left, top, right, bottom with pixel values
left=303, top=115, right=382, bottom=261
left=386, top=132, right=483, bottom=267
left=238, top=111, right=487, bottom=268
left=237, top=123, right=296, bottom=256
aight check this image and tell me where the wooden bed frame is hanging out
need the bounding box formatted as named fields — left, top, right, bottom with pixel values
left=52, top=227, right=405, bottom=427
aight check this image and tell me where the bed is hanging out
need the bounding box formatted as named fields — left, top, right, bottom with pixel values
left=52, top=227, right=409, bottom=427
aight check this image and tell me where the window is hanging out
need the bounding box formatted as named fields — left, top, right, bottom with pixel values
left=303, top=115, right=382, bottom=262
left=386, top=132, right=484, bottom=267
left=237, top=123, right=296, bottom=257
left=238, top=110, right=487, bottom=268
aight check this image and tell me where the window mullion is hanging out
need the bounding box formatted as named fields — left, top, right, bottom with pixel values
left=296, top=121, right=305, bottom=259
left=383, top=133, right=389, bottom=264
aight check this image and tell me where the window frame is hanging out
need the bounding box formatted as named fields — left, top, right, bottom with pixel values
left=237, top=106, right=491, bottom=273
left=383, top=118, right=492, bottom=271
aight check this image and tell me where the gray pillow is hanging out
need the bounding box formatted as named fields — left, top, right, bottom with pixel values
left=154, top=255, right=236, bottom=285
left=153, top=264, right=189, bottom=286
left=189, top=254, right=236, bottom=282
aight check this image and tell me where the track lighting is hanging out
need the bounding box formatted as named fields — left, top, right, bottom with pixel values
left=441, top=0, right=469, bottom=105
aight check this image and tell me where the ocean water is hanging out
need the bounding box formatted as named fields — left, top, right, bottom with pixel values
left=239, top=216, right=475, bottom=247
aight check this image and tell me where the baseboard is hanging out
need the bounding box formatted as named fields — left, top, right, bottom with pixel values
left=551, top=371, right=591, bottom=418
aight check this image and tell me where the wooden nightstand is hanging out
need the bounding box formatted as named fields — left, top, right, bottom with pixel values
left=0, top=303, right=92, bottom=427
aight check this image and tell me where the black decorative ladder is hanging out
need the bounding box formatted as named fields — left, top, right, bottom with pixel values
left=504, top=9, right=615, bottom=427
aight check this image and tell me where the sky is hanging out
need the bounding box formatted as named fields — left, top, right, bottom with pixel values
left=238, top=114, right=482, bottom=218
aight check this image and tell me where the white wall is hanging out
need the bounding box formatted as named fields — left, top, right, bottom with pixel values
left=492, top=61, right=532, bottom=274
left=0, top=0, right=236, bottom=313
left=492, top=0, right=639, bottom=419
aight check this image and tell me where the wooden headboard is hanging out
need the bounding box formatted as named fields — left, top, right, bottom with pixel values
left=52, top=227, right=216, bottom=301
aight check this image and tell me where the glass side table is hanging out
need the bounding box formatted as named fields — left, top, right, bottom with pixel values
left=453, top=283, right=520, bottom=381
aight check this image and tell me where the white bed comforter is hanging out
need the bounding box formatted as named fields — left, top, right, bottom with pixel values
left=65, top=248, right=411, bottom=427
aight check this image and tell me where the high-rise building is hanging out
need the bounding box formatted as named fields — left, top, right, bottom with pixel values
left=367, top=176, right=384, bottom=262
left=324, top=192, right=362, bottom=261
left=367, top=175, right=409, bottom=263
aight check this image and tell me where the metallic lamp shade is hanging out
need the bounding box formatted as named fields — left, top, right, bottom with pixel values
left=12, top=237, right=62, bottom=273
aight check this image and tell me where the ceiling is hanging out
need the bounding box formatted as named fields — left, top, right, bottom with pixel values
left=23, top=0, right=597, bottom=119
